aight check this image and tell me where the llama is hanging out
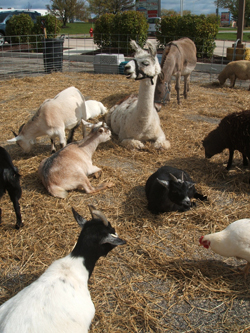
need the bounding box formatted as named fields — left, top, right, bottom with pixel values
left=106, top=40, right=170, bottom=150
left=154, top=37, right=197, bottom=108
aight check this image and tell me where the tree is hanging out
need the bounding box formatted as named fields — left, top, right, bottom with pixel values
left=161, top=9, right=178, bottom=16
left=161, top=9, right=191, bottom=16
left=89, top=0, right=135, bottom=17
left=46, top=0, right=89, bottom=26
left=214, top=0, right=250, bottom=26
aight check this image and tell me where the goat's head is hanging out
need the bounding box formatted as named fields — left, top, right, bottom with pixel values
left=82, top=121, right=111, bottom=143
left=71, top=205, right=126, bottom=276
left=157, top=173, right=195, bottom=209
left=124, top=40, right=161, bottom=84
left=7, top=123, right=33, bottom=153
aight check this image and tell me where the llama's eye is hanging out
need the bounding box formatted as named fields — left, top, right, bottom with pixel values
left=142, top=62, right=149, bottom=66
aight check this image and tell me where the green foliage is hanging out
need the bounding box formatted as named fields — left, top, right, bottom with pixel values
left=89, top=0, right=135, bottom=17
left=93, top=11, right=148, bottom=49
left=157, top=14, right=219, bottom=58
left=46, top=0, right=89, bottom=27
left=215, top=0, right=250, bottom=26
left=5, top=13, right=34, bottom=43
left=33, top=14, right=62, bottom=37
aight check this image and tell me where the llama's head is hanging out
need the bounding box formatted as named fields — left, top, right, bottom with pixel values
left=124, top=40, right=161, bottom=84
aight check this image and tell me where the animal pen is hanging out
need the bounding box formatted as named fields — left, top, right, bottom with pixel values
left=1, top=36, right=250, bottom=332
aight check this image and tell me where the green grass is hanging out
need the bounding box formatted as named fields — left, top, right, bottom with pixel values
left=216, top=32, right=250, bottom=42
left=59, top=23, right=250, bottom=42
left=59, top=22, right=94, bottom=35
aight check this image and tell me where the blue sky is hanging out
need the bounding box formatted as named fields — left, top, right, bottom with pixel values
left=0, top=0, right=226, bottom=16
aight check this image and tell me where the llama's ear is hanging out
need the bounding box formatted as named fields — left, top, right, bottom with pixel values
left=130, top=40, right=141, bottom=52
left=147, top=41, right=157, bottom=57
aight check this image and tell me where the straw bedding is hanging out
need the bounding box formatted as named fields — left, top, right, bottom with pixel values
left=0, top=72, right=250, bottom=332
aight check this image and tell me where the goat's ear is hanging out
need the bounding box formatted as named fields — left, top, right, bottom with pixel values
left=72, top=207, right=87, bottom=228
left=157, top=178, right=169, bottom=188
left=88, top=205, right=109, bottom=227
left=100, top=233, right=126, bottom=246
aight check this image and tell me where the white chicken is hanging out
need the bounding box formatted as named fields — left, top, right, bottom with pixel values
left=199, top=218, right=250, bottom=277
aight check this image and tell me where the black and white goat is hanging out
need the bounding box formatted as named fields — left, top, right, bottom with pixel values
left=145, top=166, right=207, bottom=213
left=0, top=205, right=126, bottom=333
left=0, top=146, right=22, bottom=229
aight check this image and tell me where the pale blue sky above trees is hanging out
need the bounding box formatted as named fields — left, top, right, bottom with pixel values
left=0, top=0, right=224, bottom=16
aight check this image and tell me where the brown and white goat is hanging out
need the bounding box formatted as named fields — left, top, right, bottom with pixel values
left=38, top=123, right=113, bottom=198
left=8, top=86, right=87, bottom=153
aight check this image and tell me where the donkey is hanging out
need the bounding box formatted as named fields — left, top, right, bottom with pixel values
left=154, top=37, right=197, bottom=109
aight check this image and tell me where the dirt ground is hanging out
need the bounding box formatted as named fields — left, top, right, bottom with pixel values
left=1, top=72, right=250, bottom=332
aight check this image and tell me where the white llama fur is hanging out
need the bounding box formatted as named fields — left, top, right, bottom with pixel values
left=106, top=40, right=170, bottom=150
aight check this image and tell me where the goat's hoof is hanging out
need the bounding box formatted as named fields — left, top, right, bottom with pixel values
left=15, top=222, right=24, bottom=230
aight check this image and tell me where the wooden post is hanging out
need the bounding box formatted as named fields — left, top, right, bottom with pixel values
left=236, top=0, right=245, bottom=47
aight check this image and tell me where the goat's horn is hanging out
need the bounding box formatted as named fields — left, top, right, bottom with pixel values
left=169, top=173, right=178, bottom=183
left=12, top=130, right=18, bottom=137
left=88, top=205, right=109, bottom=227
left=181, top=172, right=184, bottom=181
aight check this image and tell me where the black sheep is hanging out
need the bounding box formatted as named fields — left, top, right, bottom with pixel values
left=145, top=166, right=207, bottom=214
left=202, top=110, right=250, bottom=170
left=0, top=146, right=23, bottom=229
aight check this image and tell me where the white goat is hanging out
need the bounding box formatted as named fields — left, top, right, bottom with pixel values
left=106, top=40, right=170, bottom=150
left=0, top=205, right=126, bottom=333
left=85, top=100, right=108, bottom=119
left=7, top=86, right=87, bottom=153
left=38, top=123, right=113, bottom=198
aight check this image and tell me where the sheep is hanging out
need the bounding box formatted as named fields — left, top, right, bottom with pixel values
left=0, top=205, right=126, bottom=333
left=145, top=166, right=207, bottom=214
left=218, top=60, right=250, bottom=89
left=202, top=110, right=250, bottom=170
left=38, top=123, right=113, bottom=198
left=0, top=146, right=23, bottom=229
left=7, top=86, right=87, bottom=153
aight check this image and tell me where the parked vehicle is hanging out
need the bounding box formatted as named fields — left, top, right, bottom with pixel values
left=147, top=17, right=161, bottom=36
left=0, top=10, right=41, bottom=46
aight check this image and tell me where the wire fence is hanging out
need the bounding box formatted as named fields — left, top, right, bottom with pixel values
left=0, top=33, right=249, bottom=86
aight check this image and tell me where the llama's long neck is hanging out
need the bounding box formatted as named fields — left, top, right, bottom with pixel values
left=136, top=76, right=157, bottom=118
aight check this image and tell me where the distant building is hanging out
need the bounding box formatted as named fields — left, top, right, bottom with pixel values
left=135, top=0, right=161, bottom=18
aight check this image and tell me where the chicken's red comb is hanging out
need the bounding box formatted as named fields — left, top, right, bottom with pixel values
left=199, top=236, right=204, bottom=244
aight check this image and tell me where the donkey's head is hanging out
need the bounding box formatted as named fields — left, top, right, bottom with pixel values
left=154, top=71, right=171, bottom=111
left=124, top=40, right=161, bottom=85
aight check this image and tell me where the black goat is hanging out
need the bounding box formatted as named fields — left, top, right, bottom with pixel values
left=0, top=146, right=23, bottom=229
left=145, top=166, right=207, bottom=214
